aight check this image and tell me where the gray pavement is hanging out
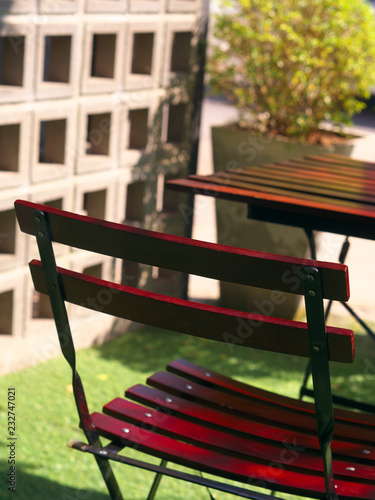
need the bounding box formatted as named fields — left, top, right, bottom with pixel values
left=189, top=97, right=375, bottom=324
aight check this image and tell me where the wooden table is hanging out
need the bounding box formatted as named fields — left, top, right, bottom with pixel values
left=167, top=153, right=375, bottom=243
left=167, top=152, right=375, bottom=408
left=167, top=153, right=375, bottom=335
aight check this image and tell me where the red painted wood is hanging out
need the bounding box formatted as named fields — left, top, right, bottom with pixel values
left=147, top=371, right=375, bottom=444
left=166, top=153, right=375, bottom=242
left=167, top=177, right=375, bottom=218
left=14, top=199, right=350, bottom=301
left=90, top=411, right=375, bottom=499
left=28, top=260, right=354, bottom=362
left=126, top=383, right=375, bottom=462
left=15, top=196, right=374, bottom=499
left=168, top=358, right=375, bottom=428
left=103, top=397, right=375, bottom=481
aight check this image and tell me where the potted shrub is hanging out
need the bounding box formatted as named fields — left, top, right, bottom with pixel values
left=207, top=0, right=375, bottom=317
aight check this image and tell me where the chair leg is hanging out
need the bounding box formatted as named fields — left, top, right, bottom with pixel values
left=96, top=455, right=124, bottom=500
left=146, top=459, right=168, bottom=500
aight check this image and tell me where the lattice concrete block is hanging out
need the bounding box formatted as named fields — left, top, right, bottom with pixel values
left=30, top=100, right=76, bottom=183
left=73, top=170, right=116, bottom=223
left=112, top=169, right=149, bottom=289
left=123, top=18, right=162, bottom=91
left=38, top=0, right=78, bottom=14
left=158, top=92, right=191, bottom=167
left=24, top=254, right=71, bottom=339
left=28, top=179, right=73, bottom=259
left=118, top=91, right=159, bottom=167
left=0, top=267, right=25, bottom=339
left=0, top=194, right=27, bottom=272
left=76, top=97, right=120, bottom=174
left=0, top=104, right=31, bottom=190
left=0, top=18, right=35, bottom=103
left=0, top=0, right=36, bottom=14
left=35, top=22, right=79, bottom=100
left=85, top=0, right=126, bottom=13
left=129, top=0, right=162, bottom=13
left=81, top=22, right=125, bottom=95
left=162, top=17, right=196, bottom=87
left=68, top=251, right=115, bottom=321
left=115, top=166, right=150, bottom=226
left=166, top=0, right=199, bottom=12
left=156, top=168, right=188, bottom=217
left=0, top=264, right=60, bottom=374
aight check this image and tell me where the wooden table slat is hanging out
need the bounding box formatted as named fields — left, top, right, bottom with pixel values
left=307, top=154, right=375, bottom=170
left=274, top=160, right=375, bottom=182
left=202, top=170, right=375, bottom=206
left=227, top=165, right=375, bottom=195
left=166, top=154, right=375, bottom=240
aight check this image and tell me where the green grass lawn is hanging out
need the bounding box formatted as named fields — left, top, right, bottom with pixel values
left=1, top=318, right=375, bottom=500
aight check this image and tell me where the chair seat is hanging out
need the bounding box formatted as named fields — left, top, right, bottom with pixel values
left=90, top=359, right=375, bottom=500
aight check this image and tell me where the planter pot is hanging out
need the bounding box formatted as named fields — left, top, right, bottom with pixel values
left=211, top=125, right=357, bottom=319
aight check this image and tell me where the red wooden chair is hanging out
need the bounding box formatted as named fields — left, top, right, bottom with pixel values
left=15, top=199, right=375, bottom=500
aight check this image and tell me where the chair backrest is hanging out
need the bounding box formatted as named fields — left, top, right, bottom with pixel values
left=15, top=199, right=353, bottom=361
left=15, top=199, right=354, bottom=500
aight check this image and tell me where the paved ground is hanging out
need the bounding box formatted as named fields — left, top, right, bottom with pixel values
left=189, top=97, right=375, bottom=325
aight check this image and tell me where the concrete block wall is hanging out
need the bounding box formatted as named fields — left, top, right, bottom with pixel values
left=0, top=0, right=203, bottom=374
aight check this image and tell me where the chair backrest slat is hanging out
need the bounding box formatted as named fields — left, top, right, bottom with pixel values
left=15, top=199, right=349, bottom=301
left=29, top=259, right=354, bottom=363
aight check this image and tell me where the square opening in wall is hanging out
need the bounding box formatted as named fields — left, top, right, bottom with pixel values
left=32, top=291, right=53, bottom=319
left=83, top=263, right=102, bottom=279
left=170, top=32, right=192, bottom=73
left=0, top=209, right=16, bottom=255
left=0, top=36, right=25, bottom=86
left=44, top=198, right=63, bottom=210
left=39, top=119, right=66, bottom=164
left=83, top=189, right=107, bottom=219
left=0, top=124, right=20, bottom=172
left=125, top=181, right=145, bottom=221
left=131, top=33, right=154, bottom=75
left=86, top=113, right=111, bottom=155
left=122, top=259, right=139, bottom=288
left=128, top=108, right=149, bottom=150
left=43, top=36, right=72, bottom=83
left=91, top=34, right=116, bottom=79
left=0, top=290, right=13, bottom=335
left=161, top=174, right=184, bottom=213
left=166, top=103, right=186, bottom=144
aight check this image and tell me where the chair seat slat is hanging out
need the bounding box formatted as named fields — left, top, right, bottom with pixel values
left=126, top=383, right=375, bottom=462
left=103, top=397, right=375, bottom=481
left=91, top=411, right=375, bottom=499
left=167, top=359, right=375, bottom=428
left=147, top=371, right=375, bottom=444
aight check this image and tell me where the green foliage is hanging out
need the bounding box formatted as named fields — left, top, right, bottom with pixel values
left=208, top=0, right=375, bottom=139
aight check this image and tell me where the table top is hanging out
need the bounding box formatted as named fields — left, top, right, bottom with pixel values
left=167, top=153, right=375, bottom=240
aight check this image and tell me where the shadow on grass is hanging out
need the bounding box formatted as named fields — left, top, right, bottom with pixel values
left=94, top=324, right=305, bottom=378
left=93, top=323, right=375, bottom=403
left=0, top=461, right=108, bottom=500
